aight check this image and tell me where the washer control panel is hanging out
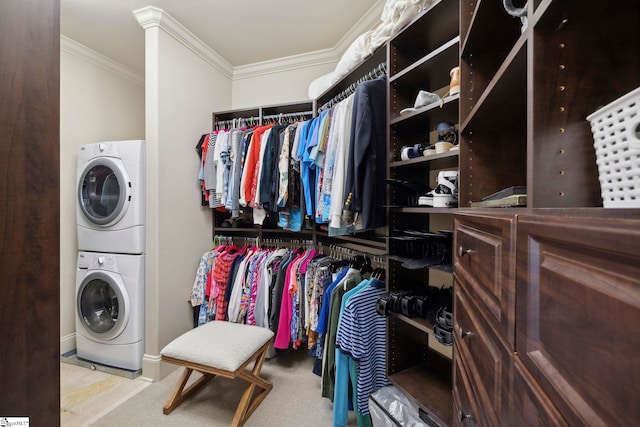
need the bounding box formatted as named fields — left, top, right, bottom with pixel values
left=77, top=252, right=118, bottom=272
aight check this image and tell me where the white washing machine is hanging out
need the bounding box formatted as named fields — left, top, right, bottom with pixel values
left=75, top=251, right=144, bottom=371
left=77, top=140, right=145, bottom=254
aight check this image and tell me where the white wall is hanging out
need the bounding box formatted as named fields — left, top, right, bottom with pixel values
left=231, top=62, right=335, bottom=109
left=139, top=20, right=233, bottom=381
left=60, top=38, right=145, bottom=355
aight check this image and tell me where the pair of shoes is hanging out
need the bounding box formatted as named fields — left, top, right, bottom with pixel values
left=386, top=179, right=431, bottom=207
left=400, top=143, right=430, bottom=161
left=399, top=230, right=453, bottom=269
left=220, top=212, right=254, bottom=228
left=435, top=122, right=458, bottom=153
left=418, top=170, right=458, bottom=207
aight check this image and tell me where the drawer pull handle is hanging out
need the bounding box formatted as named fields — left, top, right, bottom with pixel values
left=458, top=410, right=472, bottom=422
left=458, top=246, right=474, bottom=257
left=459, top=328, right=471, bottom=339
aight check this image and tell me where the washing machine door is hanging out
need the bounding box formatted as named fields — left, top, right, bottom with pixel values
left=77, top=271, right=131, bottom=341
left=78, top=157, right=131, bottom=226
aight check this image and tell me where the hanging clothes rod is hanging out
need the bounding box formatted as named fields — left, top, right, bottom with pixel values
left=214, top=116, right=258, bottom=130
left=214, top=110, right=313, bottom=130
left=318, top=61, right=387, bottom=113
left=262, top=111, right=313, bottom=123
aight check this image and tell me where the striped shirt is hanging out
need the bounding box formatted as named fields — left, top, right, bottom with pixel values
left=335, top=279, right=389, bottom=415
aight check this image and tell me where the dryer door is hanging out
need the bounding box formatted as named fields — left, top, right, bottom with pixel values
left=77, top=271, right=131, bottom=341
left=78, top=157, right=131, bottom=226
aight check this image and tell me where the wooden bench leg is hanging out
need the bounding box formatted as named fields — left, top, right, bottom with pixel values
left=231, top=343, right=273, bottom=427
left=163, top=367, right=215, bottom=415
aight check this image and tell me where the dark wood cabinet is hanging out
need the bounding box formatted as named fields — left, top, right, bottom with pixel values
left=454, top=0, right=640, bottom=425
left=455, top=210, right=640, bottom=426
left=516, top=214, right=640, bottom=427
left=511, top=358, right=570, bottom=427
left=454, top=212, right=516, bottom=345
left=453, top=212, right=515, bottom=427
left=453, top=279, right=512, bottom=426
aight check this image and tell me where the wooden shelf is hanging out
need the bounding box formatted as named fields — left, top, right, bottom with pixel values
left=385, top=2, right=459, bottom=424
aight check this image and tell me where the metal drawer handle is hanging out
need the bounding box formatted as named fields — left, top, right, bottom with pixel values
left=458, top=410, right=472, bottom=422
left=458, top=246, right=474, bottom=257
left=459, top=328, right=472, bottom=339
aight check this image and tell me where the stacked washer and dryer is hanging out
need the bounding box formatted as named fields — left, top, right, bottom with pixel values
left=75, top=140, right=145, bottom=371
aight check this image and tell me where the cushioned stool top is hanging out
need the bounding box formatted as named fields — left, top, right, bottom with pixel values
left=161, top=321, right=274, bottom=372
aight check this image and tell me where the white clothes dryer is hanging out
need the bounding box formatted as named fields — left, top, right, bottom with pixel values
left=75, top=251, right=144, bottom=371
left=77, top=140, right=145, bottom=254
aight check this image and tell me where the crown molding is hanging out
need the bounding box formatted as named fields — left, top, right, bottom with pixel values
left=69, top=1, right=385, bottom=83
left=60, top=35, right=144, bottom=86
left=232, top=0, right=385, bottom=80
left=233, top=47, right=338, bottom=80
left=133, top=6, right=234, bottom=79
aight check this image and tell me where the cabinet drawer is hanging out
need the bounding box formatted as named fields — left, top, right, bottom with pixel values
left=453, top=347, right=482, bottom=427
left=511, top=357, right=569, bottom=427
left=453, top=279, right=512, bottom=426
left=454, top=212, right=516, bottom=346
left=516, top=215, right=640, bottom=427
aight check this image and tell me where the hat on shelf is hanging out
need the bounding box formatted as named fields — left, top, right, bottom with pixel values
left=400, top=90, right=442, bottom=115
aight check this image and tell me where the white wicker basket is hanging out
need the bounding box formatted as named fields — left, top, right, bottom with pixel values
left=587, top=87, right=640, bottom=208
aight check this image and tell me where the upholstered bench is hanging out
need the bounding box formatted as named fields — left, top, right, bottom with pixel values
left=160, top=321, right=274, bottom=427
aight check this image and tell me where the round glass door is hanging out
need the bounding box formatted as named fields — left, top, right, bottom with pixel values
left=78, top=158, right=129, bottom=226
left=77, top=272, right=128, bottom=340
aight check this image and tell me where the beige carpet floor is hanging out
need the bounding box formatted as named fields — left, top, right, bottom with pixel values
left=88, top=348, right=356, bottom=427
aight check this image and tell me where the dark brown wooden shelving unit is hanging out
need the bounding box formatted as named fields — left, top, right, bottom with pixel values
left=385, top=1, right=460, bottom=425
left=454, top=1, right=640, bottom=426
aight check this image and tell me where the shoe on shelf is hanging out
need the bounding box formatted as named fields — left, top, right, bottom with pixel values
left=422, top=144, right=437, bottom=156
left=400, top=143, right=430, bottom=161
left=386, top=178, right=432, bottom=207
left=432, top=170, right=458, bottom=208
left=417, top=189, right=434, bottom=206
left=448, top=66, right=460, bottom=97
left=433, top=122, right=459, bottom=153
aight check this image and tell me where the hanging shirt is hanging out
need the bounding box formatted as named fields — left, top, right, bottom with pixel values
left=299, top=117, right=320, bottom=217
left=321, top=268, right=363, bottom=400
left=343, top=75, right=387, bottom=230
left=240, top=124, right=273, bottom=207
left=277, top=124, right=295, bottom=207
left=329, top=94, right=355, bottom=233
left=335, top=278, right=389, bottom=418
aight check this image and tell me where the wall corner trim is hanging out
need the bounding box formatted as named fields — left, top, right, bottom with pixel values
left=133, top=6, right=234, bottom=79
left=61, top=35, right=144, bottom=86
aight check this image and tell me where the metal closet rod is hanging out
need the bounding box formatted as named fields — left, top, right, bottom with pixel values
left=318, top=61, right=387, bottom=113
left=214, top=110, right=313, bottom=129
left=262, top=111, right=313, bottom=123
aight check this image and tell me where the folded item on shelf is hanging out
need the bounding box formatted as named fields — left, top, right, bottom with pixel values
left=308, top=0, right=436, bottom=99
left=400, top=90, right=443, bottom=115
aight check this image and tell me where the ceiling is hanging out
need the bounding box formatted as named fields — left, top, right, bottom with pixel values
left=60, top=0, right=381, bottom=75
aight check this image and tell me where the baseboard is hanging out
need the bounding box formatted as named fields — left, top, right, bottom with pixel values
left=60, top=332, right=76, bottom=355
left=142, top=353, right=178, bottom=382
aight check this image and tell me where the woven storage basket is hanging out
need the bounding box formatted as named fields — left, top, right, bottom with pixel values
left=587, top=87, right=640, bottom=208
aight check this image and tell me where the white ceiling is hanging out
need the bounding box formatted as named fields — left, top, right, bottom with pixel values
left=60, top=0, right=381, bottom=75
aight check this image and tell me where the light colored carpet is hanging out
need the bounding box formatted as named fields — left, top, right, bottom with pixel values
left=89, top=348, right=356, bottom=426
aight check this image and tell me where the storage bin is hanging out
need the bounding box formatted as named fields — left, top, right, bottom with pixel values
left=369, top=385, right=430, bottom=426
left=587, top=87, right=640, bottom=207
